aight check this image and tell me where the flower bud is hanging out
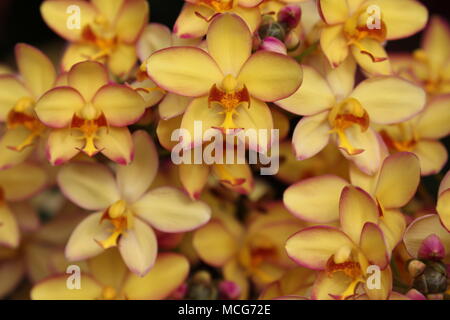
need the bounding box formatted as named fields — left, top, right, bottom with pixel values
left=258, top=20, right=286, bottom=42
left=285, top=31, right=300, bottom=51
left=260, top=37, right=287, bottom=55
left=418, top=234, right=446, bottom=261
left=277, top=5, right=302, bottom=30
left=412, top=260, right=448, bottom=295
left=219, top=280, right=241, bottom=300
left=408, top=259, right=426, bottom=277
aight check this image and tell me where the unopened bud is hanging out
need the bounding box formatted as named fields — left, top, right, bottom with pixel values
left=412, top=260, right=448, bottom=295
left=285, top=31, right=300, bottom=51
left=277, top=5, right=301, bottom=29
left=260, top=37, right=287, bottom=55
left=408, top=259, right=426, bottom=277
left=418, top=234, right=446, bottom=261
left=258, top=20, right=286, bottom=42
left=219, top=280, right=241, bottom=300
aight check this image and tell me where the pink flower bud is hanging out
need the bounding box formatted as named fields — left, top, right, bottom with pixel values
left=418, top=234, right=446, bottom=260
left=219, top=280, right=241, bottom=300
left=277, top=5, right=302, bottom=29
left=260, top=36, right=287, bottom=55
left=170, top=283, right=188, bottom=299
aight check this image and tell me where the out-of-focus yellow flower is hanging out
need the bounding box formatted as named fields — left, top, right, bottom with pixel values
left=174, top=0, right=263, bottom=39
left=35, top=61, right=146, bottom=165
left=0, top=163, right=47, bottom=249
left=318, top=0, right=428, bottom=75
left=437, top=171, right=450, bottom=231
left=378, top=96, right=450, bottom=175
left=286, top=185, right=394, bottom=300
left=59, top=131, right=211, bottom=276
left=193, top=202, right=305, bottom=299
left=147, top=13, right=302, bottom=148
left=392, top=16, right=450, bottom=95
left=0, top=44, right=57, bottom=169
left=276, top=58, right=426, bottom=174
left=40, top=0, right=149, bottom=77
left=31, top=249, right=189, bottom=300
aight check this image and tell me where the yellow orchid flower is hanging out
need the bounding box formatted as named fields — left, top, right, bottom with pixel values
left=0, top=44, right=57, bottom=169
left=0, top=163, right=47, bottom=249
left=174, top=0, right=263, bottom=39
left=35, top=61, right=146, bottom=165
left=437, top=171, right=450, bottom=231
left=286, top=185, right=394, bottom=300
left=318, top=0, right=428, bottom=75
left=40, top=0, right=149, bottom=77
left=193, top=202, right=306, bottom=299
left=391, top=16, right=450, bottom=95
left=284, top=152, right=421, bottom=253
left=377, top=95, right=450, bottom=175
left=59, top=131, right=211, bottom=276
left=31, top=249, right=189, bottom=300
left=133, top=23, right=199, bottom=117
left=276, top=57, right=426, bottom=174
left=147, top=13, right=302, bottom=148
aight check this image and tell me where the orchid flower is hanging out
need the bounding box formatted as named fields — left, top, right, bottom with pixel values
left=59, top=131, right=211, bottom=276
left=147, top=13, right=302, bottom=148
left=40, top=0, right=149, bottom=77
left=276, top=57, right=426, bottom=174
left=0, top=44, right=57, bottom=169
left=35, top=61, right=146, bottom=165
left=174, top=0, right=263, bottom=39
left=318, top=0, right=428, bottom=75
left=286, top=185, right=394, bottom=300
left=31, top=249, right=189, bottom=300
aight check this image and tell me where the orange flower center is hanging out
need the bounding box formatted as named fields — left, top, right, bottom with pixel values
left=6, top=97, right=45, bottom=152
left=379, top=123, right=418, bottom=152
left=328, top=98, right=370, bottom=155
left=97, top=200, right=133, bottom=249
left=208, top=75, right=250, bottom=132
left=82, top=15, right=118, bottom=61
left=198, top=0, right=235, bottom=12
left=343, top=9, right=388, bottom=63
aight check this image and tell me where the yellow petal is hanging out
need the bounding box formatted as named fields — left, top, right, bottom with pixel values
left=159, top=93, right=191, bottom=120
left=46, top=128, right=84, bottom=165
left=238, top=51, right=302, bottom=102
left=0, top=205, right=19, bottom=248
left=156, top=115, right=183, bottom=151
left=92, top=127, right=131, bottom=164
left=92, top=0, right=124, bottom=22
left=350, top=39, right=392, bottom=76
left=276, top=66, right=335, bottom=116
left=286, top=227, right=353, bottom=270
left=231, top=6, right=261, bottom=33
left=0, top=260, right=24, bottom=298
left=132, top=187, right=211, bottom=233
left=93, top=84, right=145, bottom=126
left=193, top=219, right=238, bottom=267
left=31, top=274, right=103, bottom=300
left=35, top=87, right=85, bottom=128
left=284, top=175, right=348, bottom=223
left=318, top=0, right=349, bottom=24
left=179, top=163, right=210, bottom=199
left=223, top=259, right=249, bottom=299
left=368, top=0, right=428, bottom=40
left=40, top=0, right=96, bottom=41
left=68, top=61, right=109, bottom=102
left=350, top=77, right=426, bottom=124
left=414, top=140, right=448, bottom=176
left=115, top=0, right=149, bottom=43
left=147, top=47, right=223, bottom=97
left=437, top=190, right=450, bottom=231
left=379, top=209, right=406, bottom=252
left=0, top=128, right=35, bottom=170
left=118, top=219, right=157, bottom=276
left=292, top=112, right=330, bottom=160
left=311, top=270, right=353, bottom=300
left=15, top=43, right=56, bottom=98
left=62, top=43, right=98, bottom=72
left=57, top=162, right=120, bottom=210
left=416, top=95, right=450, bottom=139
left=207, top=14, right=251, bottom=76
left=359, top=223, right=389, bottom=269
left=320, top=25, right=349, bottom=68
left=87, top=248, right=127, bottom=290
left=365, top=267, right=392, bottom=300
left=0, top=163, right=47, bottom=201
left=116, top=130, right=158, bottom=202
left=137, top=23, right=172, bottom=62
left=233, top=98, right=273, bottom=139
left=108, top=43, right=138, bottom=77
left=340, top=186, right=378, bottom=244
left=0, top=76, right=30, bottom=121
left=65, top=212, right=111, bottom=261
left=123, top=253, right=189, bottom=299
left=174, top=4, right=212, bottom=39
left=422, top=16, right=450, bottom=79
left=375, top=152, right=420, bottom=209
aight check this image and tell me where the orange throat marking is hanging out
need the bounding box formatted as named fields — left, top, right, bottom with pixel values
left=70, top=114, right=108, bottom=157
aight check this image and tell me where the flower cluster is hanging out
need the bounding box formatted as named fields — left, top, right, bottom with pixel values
left=0, top=0, right=449, bottom=300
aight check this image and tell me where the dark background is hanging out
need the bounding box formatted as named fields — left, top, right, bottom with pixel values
left=0, top=0, right=448, bottom=183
